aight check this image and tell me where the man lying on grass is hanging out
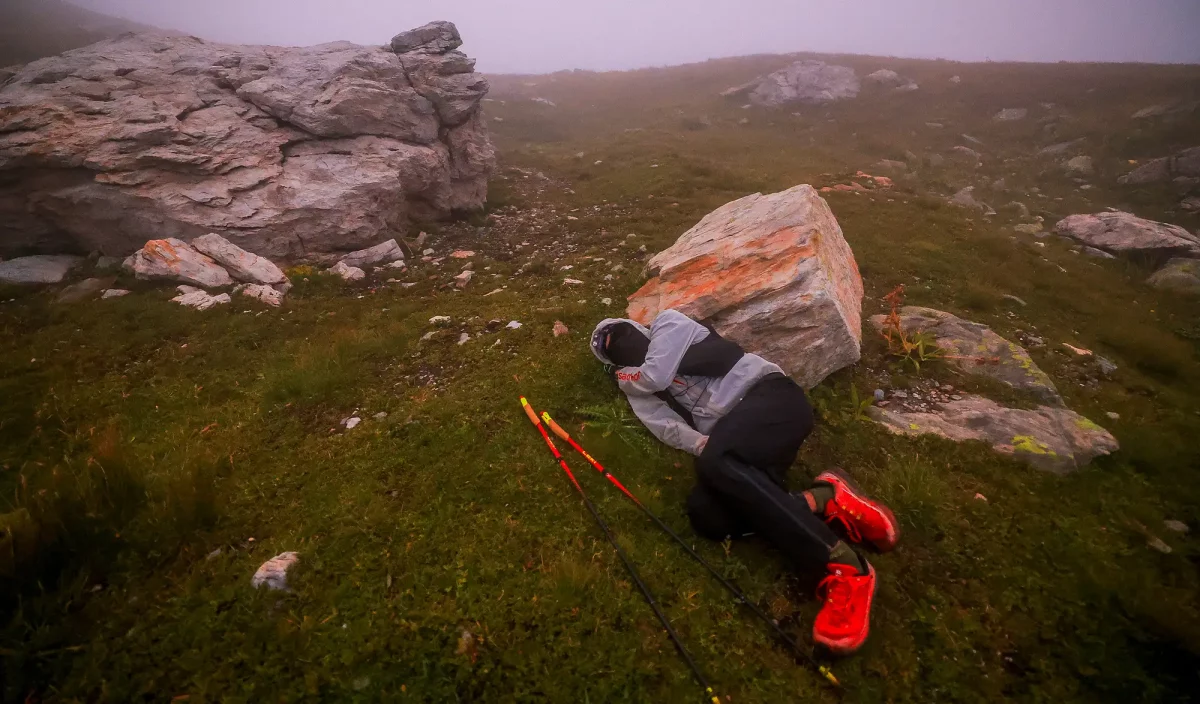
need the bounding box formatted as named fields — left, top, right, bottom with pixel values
left=590, top=309, right=900, bottom=655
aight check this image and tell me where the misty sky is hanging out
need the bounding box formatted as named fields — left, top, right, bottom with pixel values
left=74, top=0, right=1200, bottom=72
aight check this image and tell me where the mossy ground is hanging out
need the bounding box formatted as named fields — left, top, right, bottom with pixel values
left=3, top=54, right=1200, bottom=702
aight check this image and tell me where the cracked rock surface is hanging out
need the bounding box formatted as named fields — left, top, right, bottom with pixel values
left=0, top=21, right=494, bottom=260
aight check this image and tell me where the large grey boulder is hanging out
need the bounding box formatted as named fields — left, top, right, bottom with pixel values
left=725, top=61, right=860, bottom=107
left=1055, top=212, right=1200, bottom=260
left=0, top=254, right=83, bottom=284
left=1147, top=258, right=1200, bottom=294
left=626, top=185, right=863, bottom=388
left=1118, top=147, right=1200, bottom=185
left=0, top=24, right=494, bottom=260
left=869, top=307, right=1061, bottom=404
left=869, top=395, right=1118, bottom=474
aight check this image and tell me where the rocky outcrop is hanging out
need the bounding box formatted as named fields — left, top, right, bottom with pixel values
left=626, top=184, right=863, bottom=388
left=0, top=22, right=494, bottom=260
left=0, top=254, right=82, bottom=284
left=869, top=307, right=1062, bottom=404
left=1147, top=258, right=1200, bottom=294
left=723, top=61, right=860, bottom=107
left=1118, top=147, right=1200, bottom=185
left=869, top=395, right=1118, bottom=474
left=1054, top=212, right=1200, bottom=260
left=171, top=285, right=231, bottom=310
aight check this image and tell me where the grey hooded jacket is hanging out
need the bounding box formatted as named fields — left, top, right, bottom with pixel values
left=591, top=309, right=785, bottom=456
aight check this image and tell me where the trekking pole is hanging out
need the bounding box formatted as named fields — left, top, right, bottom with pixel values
left=541, top=410, right=841, bottom=689
left=520, top=398, right=721, bottom=704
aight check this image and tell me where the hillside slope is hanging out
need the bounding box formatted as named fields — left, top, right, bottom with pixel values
left=3, top=53, right=1200, bottom=702
left=0, top=0, right=162, bottom=66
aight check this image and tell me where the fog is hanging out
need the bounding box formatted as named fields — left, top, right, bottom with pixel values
left=74, top=0, right=1200, bottom=72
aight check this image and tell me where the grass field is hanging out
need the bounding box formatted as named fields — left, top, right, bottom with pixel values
left=3, top=53, right=1200, bottom=702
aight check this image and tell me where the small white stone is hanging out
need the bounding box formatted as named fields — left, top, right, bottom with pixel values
left=506, top=321, right=522, bottom=329
left=457, top=332, right=471, bottom=345
left=101, top=289, right=130, bottom=299
left=601, top=297, right=612, bottom=305
left=429, top=315, right=451, bottom=325
left=343, top=417, right=361, bottom=429
left=564, top=278, right=584, bottom=285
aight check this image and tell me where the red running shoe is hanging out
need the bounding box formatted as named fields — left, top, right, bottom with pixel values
left=816, top=468, right=900, bottom=552
left=813, top=561, right=876, bottom=655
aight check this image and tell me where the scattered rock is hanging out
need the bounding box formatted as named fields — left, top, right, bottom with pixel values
left=328, top=261, right=366, bottom=282
left=869, top=395, right=1118, bottom=473
left=532, top=97, right=556, bottom=107
left=1147, top=258, right=1200, bottom=294
left=0, top=26, right=494, bottom=259
left=1002, top=294, right=1028, bottom=307
left=191, top=233, right=287, bottom=285
left=252, top=552, right=300, bottom=591
left=949, top=75, right=961, bottom=84
left=1095, top=356, right=1118, bottom=376
left=1063, top=343, right=1092, bottom=356
left=993, top=108, right=1028, bottom=122
left=454, top=270, right=474, bottom=288
left=430, top=316, right=451, bottom=325
left=1014, top=223, right=1044, bottom=235
left=240, top=283, right=284, bottom=307
left=1055, top=212, right=1200, bottom=260
left=0, top=255, right=84, bottom=285
left=950, top=187, right=992, bottom=213
left=450, top=250, right=476, bottom=259
left=552, top=321, right=570, bottom=337
left=600, top=297, right=612, bottom=305
left=1106, top=412, right=1120, bottom=420
left=950, top=146, right=982, bottom=163
left=961, top=134, right=985, bottom=146
left=873, top=389, right=885, bottom=402
left=1038, top=139, right=1084, bottom=157
left=1164, top=520, right=1189, bottom=534
left=125, top=239, right=232, bottom=288
left=95, top=256, right=123, bottom=271
left=101, top=289, right=130, bottom=299
left=627, top=184, right=863, bottom=388
left=1118, top=147, right=1200, bottom=185
left=870, top=307, right=1061, bottom=404
left=171, top=286, right=231, bottom=310
left=563, top=278, right=584, bottom=286
left=1082, top=246, right=1116, bottom=259
left=457, top=332, right=471, bottom=345
left=1064, top=156, right=1094, bottom=175
left=1147, top=537, right=1172, bottom=554
left=865, top=69, right=918, bottom=92
left=343, top=416, right=362, bottom=429
left=505, top=321, right=522, bottom=329
left=55, top=277, right=115, bottom=303
left=340, top=240, right=405, bottom=269
left=725, top=60, right=860, bottom=107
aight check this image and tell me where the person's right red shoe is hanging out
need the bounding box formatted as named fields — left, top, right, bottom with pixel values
left=816, top=468, right=901, bottom=552
left=813, top=560, right=877, bottom=655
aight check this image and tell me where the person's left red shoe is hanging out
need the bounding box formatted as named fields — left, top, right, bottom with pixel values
left=816, top=468, right=900, bottom=552
left=813, top=560, right=876, bottom=655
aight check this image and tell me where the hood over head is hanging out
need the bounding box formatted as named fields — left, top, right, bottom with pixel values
left=590, top=317, right=650, bottom=365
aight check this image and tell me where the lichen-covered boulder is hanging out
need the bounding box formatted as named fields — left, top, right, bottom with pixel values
left=626, top=184, right=863, bottom=388
left=869, top=395, right=1118, bottom=473
left=1147, top=258, right=1200, bottom=294
left=869, top=306, right=1061, bottom=404
left=125, top=239, right=233, bottom=288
